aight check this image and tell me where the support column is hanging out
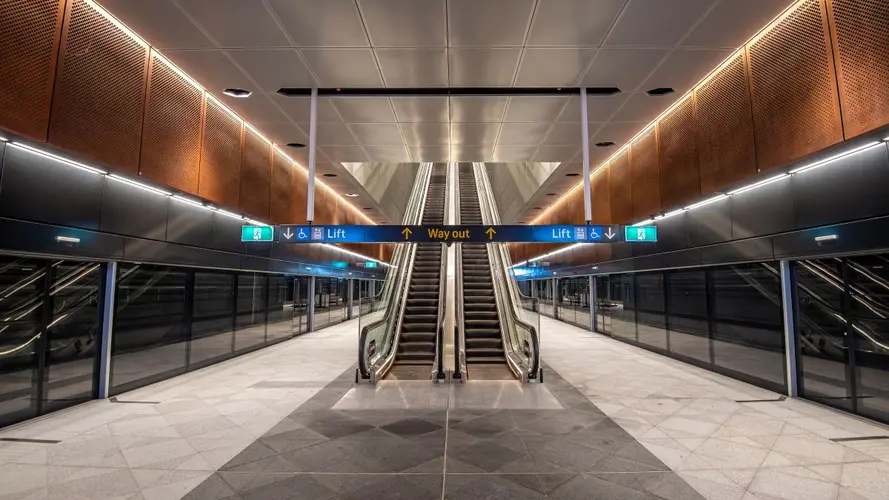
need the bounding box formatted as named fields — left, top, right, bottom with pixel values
left=307, top=276, right=316, bottom=332
left=346, top=278, right=354, bottom=320
left=552, top=278, right=559, bottom=320
left=780, top=260, right=799, bottom=397
left=580, top=88, right=592, bottom=223
left=97, top=262, right=118, bottom=399
left=306, top=87, right=318, bottom=223
left=589, top=275, right=597, bottom=333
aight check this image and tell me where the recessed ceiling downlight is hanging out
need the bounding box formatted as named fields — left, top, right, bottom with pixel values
left=223, top=88, right=252, bottom=98
left=322, top=173, right=337, bottom=177
left=286, top=142, right=305, bottom=148
left=647, top=87, right=675, bottom=96
left=595, top=141, right=615, bottom=148
left=565, top=173, right=580, bottom=177
left=345, top=193, right=359, bottom=197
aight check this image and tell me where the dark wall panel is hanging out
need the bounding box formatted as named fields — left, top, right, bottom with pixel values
left=0, top=0, right=65, bottom=141
left=609, top=152, right=633, bottom=224
left=747, top=0, right=843, bottom=171
left=695, top=52, right=758, bottom=193
left=686, top=197, right=732, bottom=247
left=0, top=145, right=104, bottom=230
left=630, top=129, right=660, bottom=220
left=792, top=144, right=889, bottom=228
left=828, top=0, right=889, bottom=139
left=166, top=199, right=214, bottom=247
left=657, top=96, right=700, bottom=210
left=211, top=213, right=247, bottom=254
left=49, top=0, right=149, bottom=174
left=199, top=98, right=242, bottom=208
left=702, top=238, right=774, bottom=266
left=140, top=53, right=203, bottom=194
left=100, top=178, right=168, bottom=240
left=731, top=176, right=796, bottom=239
left=239, top=127, right=271, bottom=219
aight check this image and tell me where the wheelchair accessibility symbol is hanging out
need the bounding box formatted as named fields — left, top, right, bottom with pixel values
left=297, top=228, right=308, bottom=240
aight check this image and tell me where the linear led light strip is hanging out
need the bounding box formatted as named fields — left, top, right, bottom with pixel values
left=518, top=140, right=887, bottom=265
left=11, top=140, right=388, bottom=267
left=82, top=0, right=373, bottom=226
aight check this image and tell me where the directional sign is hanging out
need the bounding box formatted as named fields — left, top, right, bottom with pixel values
left=266, top=224, right=656, bottom=244
left=241, top=225, right=273, bottom=242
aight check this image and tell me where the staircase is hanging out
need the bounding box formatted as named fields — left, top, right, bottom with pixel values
left=459, top=164, right=506, bottom=366
left=394, top=164, right=446, bottom=366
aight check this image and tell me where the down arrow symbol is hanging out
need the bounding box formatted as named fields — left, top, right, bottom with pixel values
left=283, top=228, right=294, bottom=240
left=605, top=228, right=616, bottom=240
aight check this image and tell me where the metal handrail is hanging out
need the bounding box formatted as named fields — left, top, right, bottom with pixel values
left=454, top=170, right=467, bottom=379
left=432, top=166, right=450, bottom=380
left=357, top=163, right=432, bottom=381
left=471, top=162, right=541, bottom=381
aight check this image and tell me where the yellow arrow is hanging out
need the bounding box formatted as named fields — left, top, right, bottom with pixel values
left=486, top=227, right=496, bottom=241
left=401, top=227, right=413, bottom=240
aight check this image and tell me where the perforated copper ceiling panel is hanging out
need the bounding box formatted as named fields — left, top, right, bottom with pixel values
left=239, top=127, right=272, bottom=219
left=592, top=168, right=612, bottom=262
left=657, top=96, right=700, bottom=210
left=290, top=167, right=308, bottom=225
left=747, top=0, right=843, bottom=171
left=140, top=54, right=203, bottom=194
left=827, top=0, right=889, bottom=139
left=0, top=0, right=64, bottom=141
left=270, top=148, right=293, bottom=224
left=199, top=98, right=242, bottom=207
left=608, top=150, right=632, bottom=225
left=695, top=52, right=758, bottom=193
left=629, top=129, right=660, bottom=220
left=50, top=0, right=149, bottom=174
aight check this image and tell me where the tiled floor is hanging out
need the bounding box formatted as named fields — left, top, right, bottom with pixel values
left=2, top=316, right=889, bottom=499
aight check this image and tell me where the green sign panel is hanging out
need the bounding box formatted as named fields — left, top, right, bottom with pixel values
left=624, top=226, right=658, bottom=242
left=241, top=225, right=274, bottom=242
left=364, top=261, right=378, bottom=269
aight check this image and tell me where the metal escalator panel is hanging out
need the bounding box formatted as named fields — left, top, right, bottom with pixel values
left=389, top=164, right=447, bottom=379
left=458, top=163, right=509, bottom=377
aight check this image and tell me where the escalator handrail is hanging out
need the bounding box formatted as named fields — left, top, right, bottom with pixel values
left=471, top=162, right=540, bottom=380
left=454, top=183, right=467, bottom=378
left=432, top=165, right=450, bottom=379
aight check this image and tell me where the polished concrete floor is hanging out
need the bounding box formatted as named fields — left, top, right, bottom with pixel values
left=1, top=317, right=888, bottom=499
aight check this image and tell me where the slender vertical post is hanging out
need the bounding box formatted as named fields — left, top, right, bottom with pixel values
left=580, top=88, right=592, bottom=223
left=346, top=278, right=354, bottom=320
left=97, top=262, right=118, bottom=399
left=589, top=275, right=597, bottom=333
left=780, top=260, right=799, bottom=397
left=552, top=278, right=559, bottom=320
left=307, top=87, right=318, bottom=223
left=307, top=276, right=316, bottom=332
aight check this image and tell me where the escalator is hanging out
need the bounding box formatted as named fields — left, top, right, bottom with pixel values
left=458, top=164, right=508, bottom=374
left=388, top=164, right=447, bottom=379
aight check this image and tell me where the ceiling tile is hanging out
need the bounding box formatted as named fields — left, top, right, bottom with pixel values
left=175, top=0, right=290, bottom=47
left=503, top=97, right=568, bottom=122
left=300, top=49, right=383, bottom=87
left=498, top=123, right=551, bottom=145
left=592, top=121, right=647, bottom=147
left=358, top=0, right=446, bottom=46
left=603, top=0, right=715, bottom=47
left=535, top=145, right=578, bottom=161
left=493, top=145, right=539, bottom=162
left=269, top=95, right=343, bottom=123
left=451, top=144, right=493, bottom=162
left=226, top=49, right=316, bottom=92
left=320, top=145, right=369, bottom=162
left=543, top=122, right=582, bottom=145
left=450, top=123, right=501, bottom=145
left=391, top=97, right=449, bottom=122
left=163, top=50, right=253, bottom=93
left=400, top=123, right=449, bottom=145
left=610, top=92, right=678, bottom=122
left=376, top=49, right=448, bottom=87
left=681, top=0, right=794, bottom=48
left=251, top=121, right=308, bottom=146
left=364, top=145, right=411, bottom=162
left=216, top=93, right=289, bottom=123
left=330, top=98, right=396, bottom=123
left=267, top=0, right=369, bottom=47
left=448, top=48, right=521, bottom=86
left=450, top=97, right=508, bottom=122
left=409, top=145, right=450, bottom=162
left=301, top=122, right=357, bottom=145
left=448, top=0, right=536, bottom=46
left=349, top=123, right=405, bottom=145
left=98, top=0, right=214, bottom=49
left=527, top=0, right=626, bottom=47
left=640, top=48, right=734, bottom=96
left=515, top=48, right=596, bottom=86
left=579, top=48, right=668, bottom=90
left=558, top=94, right=632, bottom=122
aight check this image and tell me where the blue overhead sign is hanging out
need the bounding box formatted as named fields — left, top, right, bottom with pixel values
left=265, top=224, right=658, bottom=244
